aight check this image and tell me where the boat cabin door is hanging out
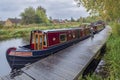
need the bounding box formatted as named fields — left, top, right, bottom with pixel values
left=34, top=33, right=44, bottom=50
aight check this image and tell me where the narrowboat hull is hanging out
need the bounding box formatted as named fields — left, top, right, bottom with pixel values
left=6, top=53, right=49, bottom=69
left=6, top=36, right=90, bottom=70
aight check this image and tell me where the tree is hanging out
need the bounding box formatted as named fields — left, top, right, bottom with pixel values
left=36, top=6, right=49, bottom=23
left=20, top=7, right=35, bottom=24
left=71, top=17, right=75, bottom=22
left=34, top=14, right=42, bottom=24
left=75, top=0, right=120, bottom=22
left=49, top=16, right=53, bottom=23
left=20, top=6, right=49, bottom=24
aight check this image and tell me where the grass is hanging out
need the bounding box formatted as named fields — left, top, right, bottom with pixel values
left=0, top=22, right=80, bottom=40
left=79, top=23, right=120, bottom=80
left=103, top=23, right=120, bottom=80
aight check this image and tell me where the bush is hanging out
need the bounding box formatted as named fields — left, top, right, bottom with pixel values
left=112, top=23, right=120, bottom=36
left=0, top=25, right=3, bottom=29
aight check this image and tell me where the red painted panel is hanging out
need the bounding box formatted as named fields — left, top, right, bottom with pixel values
left=74, top=29, right=79, bottom=38
left=43, top=46, right=48, bottom=49
left=30, top=44, right=34, bottom=50
left=47, top=32, right=60, bottom=46
left=80, top=29, right=83, bottom=37
left=67, top=30, right=73, bottom=41
left=47, top=31, right=69, bottom=46
left=81, top=29, right=85, bottom=37
left=72, top=30, right=76, bottom=39
left=84, top=29, right=87, bottom=36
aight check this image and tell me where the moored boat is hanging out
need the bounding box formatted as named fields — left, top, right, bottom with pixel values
left=6, top=21, right=105, bottom=70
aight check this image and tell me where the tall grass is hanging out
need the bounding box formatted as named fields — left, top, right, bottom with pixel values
left=103, top=23, right=120, bottom=80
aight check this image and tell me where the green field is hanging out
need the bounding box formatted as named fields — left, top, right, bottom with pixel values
left=0, top=22, right=80, bottom=40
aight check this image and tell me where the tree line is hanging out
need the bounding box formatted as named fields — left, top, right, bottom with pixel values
left=20, top=6, right=91, bottom=25
left=75, top=0, right=120, bottom=22
left=20, top=6, right=49, bottom=24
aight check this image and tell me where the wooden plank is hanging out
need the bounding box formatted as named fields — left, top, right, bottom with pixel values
left=13, top=76, right=22, bottom=80
left=34, top=33, right=36, bottom=50
left=42, top=34, right=44, bottom=49
left=1, top=77, right=9, bottom=80
left=0, top=78, right=2, bottom=80
left=40, top=60, right=83, bottom=80
left=23, top=69, right=48, bottom=80
left=23, top=60, right=75, bottom=80
left=23, top=61, right=69, bottom=80
left=2, top=75, right=16, bottom=80
left=23, top=66, right=65, bottom=80
left=15, top=73, right=34, bottom=80
left=38, top=34, right=40, bottom=50
left=54, top=49, right=92, bottom=66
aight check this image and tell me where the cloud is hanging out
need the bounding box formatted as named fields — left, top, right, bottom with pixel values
left=0, top=0, right=89, bottom=20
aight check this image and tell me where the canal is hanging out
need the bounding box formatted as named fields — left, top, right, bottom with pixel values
left=0, top=38, right=29, bottom=77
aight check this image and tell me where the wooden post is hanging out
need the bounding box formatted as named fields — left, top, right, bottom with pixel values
left=38, top=34, right=40, bottom=50
left=42, top=34, right=44, bottom=49
left=34, top=33, right=36, bottom=50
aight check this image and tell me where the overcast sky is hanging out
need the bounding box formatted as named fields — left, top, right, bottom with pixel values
left=0, top=0, right=89, bottom=20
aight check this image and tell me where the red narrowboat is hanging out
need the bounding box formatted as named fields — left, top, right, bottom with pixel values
left=6, top=21, right=105, bottom=69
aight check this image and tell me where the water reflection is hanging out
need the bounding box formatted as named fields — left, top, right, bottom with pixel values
left=0, top=38, right=29, bottom=77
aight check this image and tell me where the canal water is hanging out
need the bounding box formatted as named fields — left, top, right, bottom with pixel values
left=0, top=38, right=29, bottom=77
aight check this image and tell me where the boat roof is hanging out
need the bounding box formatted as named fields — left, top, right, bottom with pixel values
left=32, top=27, right=86, bottom=33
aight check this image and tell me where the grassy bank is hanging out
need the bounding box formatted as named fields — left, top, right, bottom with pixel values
left=103, top=23, right=120, bottom=79
left=0, top=22, right=79, bottom=40
left=79, top=23, right=120, bottom=80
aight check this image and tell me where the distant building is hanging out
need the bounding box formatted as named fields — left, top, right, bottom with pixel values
left=5, top=18, right=21, bottom=26
left=52, top=19, right=67, bottom=24
left=52, top=19, right=60, bottom=24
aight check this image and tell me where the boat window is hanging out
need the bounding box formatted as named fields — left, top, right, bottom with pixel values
left=36, top=35, right=38, bottom=44
left=60, top=34, right=67, bottom=42
left=32, top=33, right=44, bottom=50
left=35, top=34, right=39, bottom=49
left=39, top=35, right=42, bottom=49
left=44, top=34, right=47, bottom=46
